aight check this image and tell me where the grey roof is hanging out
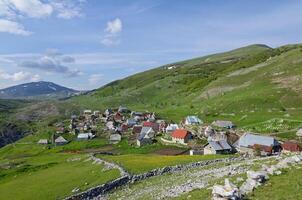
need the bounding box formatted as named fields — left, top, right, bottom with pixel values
left=38, top=139, right=48, bottom=144
left=238, top=133, right=278, bottom=147
left=140, top=126, right=153, bottom=134
left=207, top=140, right=232, bottom=151
left=55, top=136, right=67, bottom=143
left=212, top=120, right=234, bottom=128
left=127, top=118, right=137, bottom=124
left=186, top=116, right=202, bottom=124
left=77, top=133, right=93, bottom=139
left=110, top=134, right=121, bottom=141
left=137, top=127, right=154, bottom=141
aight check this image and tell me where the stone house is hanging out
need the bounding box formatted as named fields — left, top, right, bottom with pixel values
left=171, top=129, right=192, bottom=144
left=137, top=127, right=155, bottom=147
left=204, top=140, right=232, bottom=155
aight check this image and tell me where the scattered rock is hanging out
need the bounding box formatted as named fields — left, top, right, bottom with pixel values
left=212, top=179, right=240, bottom=200
left=72, top=188, right=80, bottom=193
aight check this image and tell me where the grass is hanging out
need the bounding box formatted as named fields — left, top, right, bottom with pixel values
left=248, top=167, right=302, bottom=200
left=0, top=153, right=120, bottom=200
left=99, top=154, right=230, bottom=174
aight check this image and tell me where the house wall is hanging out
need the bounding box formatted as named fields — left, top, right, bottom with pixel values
left=172, top=137, right=185, bottom=144
left=204, top=147, right=216, bottom=155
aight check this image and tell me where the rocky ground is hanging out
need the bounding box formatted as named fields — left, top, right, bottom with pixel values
left=101, top=156, right=280, bottom=200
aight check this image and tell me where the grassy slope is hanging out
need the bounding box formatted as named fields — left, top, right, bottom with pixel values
left=0, top=140, right=120, bottom=200
left=248, top=167, right=302, bottom=200
left=99, top=154, right=229, bottom=174
left=0, top=153, right=120, bottom=200
left=66, top=44, right=302, bottom=137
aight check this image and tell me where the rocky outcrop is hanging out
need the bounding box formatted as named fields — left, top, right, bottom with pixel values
left=212, top=179, right=240, bottom=200
left=130, top=157, right=244, bottom=183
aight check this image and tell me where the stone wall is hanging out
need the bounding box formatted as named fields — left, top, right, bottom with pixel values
left=64, top=157, right=244, bottom=200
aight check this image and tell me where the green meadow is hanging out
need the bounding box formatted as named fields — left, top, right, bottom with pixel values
left=99, top=154, right=230, bottom=174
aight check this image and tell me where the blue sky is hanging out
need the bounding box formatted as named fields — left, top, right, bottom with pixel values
left=0, top=0, right=302, bottom=90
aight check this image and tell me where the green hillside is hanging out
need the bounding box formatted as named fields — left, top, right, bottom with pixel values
left=67, top=44, right=302, bottom=133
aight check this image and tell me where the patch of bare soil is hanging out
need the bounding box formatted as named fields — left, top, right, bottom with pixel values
left=272, top=75, right=302, bottom=92
left=200, top=81, right=251, bottom=99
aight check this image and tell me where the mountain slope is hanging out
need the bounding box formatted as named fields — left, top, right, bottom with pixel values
left=0, top=81, right=79, bottom=99
left=68, top=43, right=302, bottom=132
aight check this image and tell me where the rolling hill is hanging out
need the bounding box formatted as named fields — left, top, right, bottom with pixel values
left=0, top=81, right=80, bottom=99
left=2, top=43, right=302, bottom=200
left=68, top=43, right=302, bottom=133
left=2, top=43, right=302, bottom=146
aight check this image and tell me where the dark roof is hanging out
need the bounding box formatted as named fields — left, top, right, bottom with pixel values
left=207, top=140, right=232, bottom=151
left=132, top=125, right=142, bottom=134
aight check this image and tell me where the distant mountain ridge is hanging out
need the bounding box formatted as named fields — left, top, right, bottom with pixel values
left=0, top=81, right=80, bottom=99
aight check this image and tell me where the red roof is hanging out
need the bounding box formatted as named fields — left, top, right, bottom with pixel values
left=143, top=121, right=153, bottom=127
left=171, top=129, right=190, bottom=139
left=282, top=141, right=301, bottom=152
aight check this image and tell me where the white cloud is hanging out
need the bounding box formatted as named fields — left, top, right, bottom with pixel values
left=9, top=0, right=53, bottom=18
left=50, top=0, right=84, bottom=19
left=0, top=19, right=32, bottom=36
left=0, top=70, right=40, bottom=81
left=88, top=74, right=103, bottom=85
left=101, top=18, right=122, bottom=46
left=0, top=0, right=85, bottom=35
left=101, top=36, right=120, bottom=46
left=105, top=18, right=122, bottom=34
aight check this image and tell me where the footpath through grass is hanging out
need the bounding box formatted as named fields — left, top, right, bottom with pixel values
left=99, top=154, right=230, bottom=174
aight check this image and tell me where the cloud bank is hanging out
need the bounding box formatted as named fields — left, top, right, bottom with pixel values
left=0, top=70, right=40, bottom=82
left=17, top=49, right=82, bottom=77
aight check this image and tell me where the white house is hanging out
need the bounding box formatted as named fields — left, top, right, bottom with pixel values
left=77, top=133, right=95, bottom=140
left=84, top=110, right=92, bottom=115
left=204, top=140, right=232, bottom=155
left=37, top=139, right=48, bottom=145
left=171, top=129, right=192, bottom=144
left=109, top=134, right=121, bottom=144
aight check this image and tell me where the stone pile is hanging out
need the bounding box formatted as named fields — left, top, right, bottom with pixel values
left=239, top=170, right=269, bottom=195
left=212, top=179, right=240, bottom=200
left=212, top=154, right=302, bottom=200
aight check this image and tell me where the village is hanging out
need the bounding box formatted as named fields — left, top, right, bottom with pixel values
left=37, top=106, right=302, bottom=157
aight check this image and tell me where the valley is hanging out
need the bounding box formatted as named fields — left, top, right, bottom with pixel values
left=1, top=44, right=302, bottom=199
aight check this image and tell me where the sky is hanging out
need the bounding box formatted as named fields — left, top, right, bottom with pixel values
left=0, top=0, right=302, bottom=90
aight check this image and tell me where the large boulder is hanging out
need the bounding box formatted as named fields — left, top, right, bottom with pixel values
left=212, top=179, right=241, bottom=200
